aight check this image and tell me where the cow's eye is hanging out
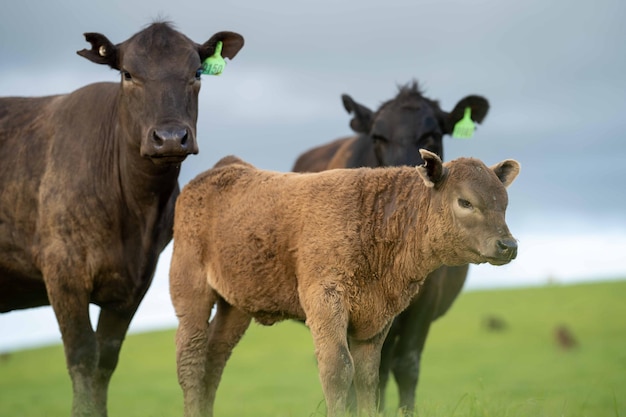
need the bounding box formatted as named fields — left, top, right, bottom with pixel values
left=372, top=134, right=388, bottom=143
left=122, top=71, right=133, bottom=82
left=195, top=68, right=203, bottom=80
left=419, top=135, right=435, bottom=148
left=458, top=198, right=473, bottom=210
left=418, top=132, right=442, bottom=148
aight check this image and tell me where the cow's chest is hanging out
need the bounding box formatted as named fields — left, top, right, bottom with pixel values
left=95, top=209, right=173, bottom=309
left=38, top=195, right=173, bottom=311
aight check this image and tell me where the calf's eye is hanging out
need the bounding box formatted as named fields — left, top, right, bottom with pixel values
left=195, top=68, right=203, bottom=80
left=122, top=71, right=133, bottom=81
left=458, top=198, right=473, bottom=210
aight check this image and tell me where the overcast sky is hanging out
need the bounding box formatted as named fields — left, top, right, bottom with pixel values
left=2, top=0, right=625, bottom=220
left=1, top=0, right=625, bottom=349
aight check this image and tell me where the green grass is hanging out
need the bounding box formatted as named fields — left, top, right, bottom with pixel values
left=1, top=280, right=625, bottom=417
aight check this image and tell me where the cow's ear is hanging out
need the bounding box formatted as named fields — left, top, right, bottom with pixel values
left=76, top=33, right=119, bottom=69
left=417, top=149, right=446, bottom=188
left=490, top=160, right=520, bottom=188
left=342, top=94, right=374, bottom=134
left=199, top=31, right=244, bottom=61
left=441, top=95, right=490, bottom=134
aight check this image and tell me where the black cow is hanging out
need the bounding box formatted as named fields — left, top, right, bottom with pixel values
left=0, top=22, right=243, bottom=417
left=292, top=81, right=489, bottom=413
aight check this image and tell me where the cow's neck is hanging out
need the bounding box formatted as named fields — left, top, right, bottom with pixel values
left=125, top=150, right=179, bottom=204
left=97, top=113, right=182, bottom=230
left=113, top=133, right=180, bottom=276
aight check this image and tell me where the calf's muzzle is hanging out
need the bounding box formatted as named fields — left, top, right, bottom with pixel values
left=488, top=236, right=518, bottom=265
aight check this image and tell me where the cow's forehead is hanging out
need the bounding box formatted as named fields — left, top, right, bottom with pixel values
left=378, top=96, right=436, bottom=119
left=374, top=99, right=439, bottom=135
left=120, top=24, right=199, bottom=71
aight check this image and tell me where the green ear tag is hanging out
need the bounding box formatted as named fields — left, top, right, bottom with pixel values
left=452, top=107, right=475, bottom=139
left=202, top=41, right=225, bottom=76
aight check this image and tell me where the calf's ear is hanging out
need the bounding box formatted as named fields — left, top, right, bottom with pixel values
left=77, top=33, right=119, bottom=69
left=199, top=32, right=245, bottom=61
left=442, top=95, right=490, bottom=134
left=490, top=160, right=521, bottom=188
left=342, top=94, right=374, bottom=134
left=417, top=149, right=446, bottom=188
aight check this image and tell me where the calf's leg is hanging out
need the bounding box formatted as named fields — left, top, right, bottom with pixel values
left=170, top=253, right=216, bottom=417
left=304, top=288, right=353, bottom=417
left=350, top=322, right=392, bottom=417
left=376, top=321, right=399, bottom=411
left=176, top=296, right=251, bottom=417
left=170, top=251, right=251, bottom=417
left=203, top=298, right=251, bottom=413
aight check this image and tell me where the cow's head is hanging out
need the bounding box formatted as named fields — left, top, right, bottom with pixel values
left=417, top=149, right=520, bottom=266
left=342, top=82, right=489, bottom=167
left=77, top=22, right=244, bottom=164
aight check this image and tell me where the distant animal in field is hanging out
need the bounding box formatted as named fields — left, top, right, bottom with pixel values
left=292, top=81, right=490, bottom=413
left=483, top=315, right=508, bottom=332
left=0, top=22, right=243, bottom=417
left=170, top=150, right=520, bottom=417
left=555, top=324, right=579, bottom=350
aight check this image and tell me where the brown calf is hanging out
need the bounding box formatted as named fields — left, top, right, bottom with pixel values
left=292, top=81, right=491, bottom=413
left=169, top=150, right=520, bottom=417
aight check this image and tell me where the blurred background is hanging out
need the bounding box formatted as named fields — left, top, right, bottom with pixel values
left=1, top=0, right=625, bottom=351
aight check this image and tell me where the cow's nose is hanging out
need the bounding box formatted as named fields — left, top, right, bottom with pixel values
left=152, top=127, right=189, bottom=148
left=497, top=237, right=518, bottom=259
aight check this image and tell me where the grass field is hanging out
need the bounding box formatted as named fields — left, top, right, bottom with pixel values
left=1, top=280, right=625, bottom=417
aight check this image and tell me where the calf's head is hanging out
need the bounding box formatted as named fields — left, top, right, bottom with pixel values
left=343, top=82, right=489, bottom=167
left=417, top=149, right=520, bottom=266
left=77, top=22, right=244, bottom=164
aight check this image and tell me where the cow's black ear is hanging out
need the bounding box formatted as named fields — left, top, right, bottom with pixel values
left=490, top=159, right=520, bottom=188
left=417, top=149, right=446, bottom=188
left=342, top=94, right=374, bottom=134
left=199, top=31, right=244, bottom=61
left=76, top=33, right=119, bottom=69
left=442, top=95, right=490, bottom=134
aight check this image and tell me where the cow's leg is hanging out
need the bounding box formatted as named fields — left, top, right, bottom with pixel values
left=304, top=290, right=352, bottom=417
left=350, top=322, right=392, bottom=417
left=93, top=306, right=137, bottom=414
left=391, top=266, right=467, bottom=414
left=391, top=312, right=431, bottom=414
left=43, top=261, right=100, bottom=417
left=93, top=265, right=155, bottom=414
left=391, top=277, right=440, bottom=414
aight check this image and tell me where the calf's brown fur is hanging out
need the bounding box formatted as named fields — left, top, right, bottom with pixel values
left=292, top=82, right=491, bottom=413
left=170, top=150, right=520, bottom=417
